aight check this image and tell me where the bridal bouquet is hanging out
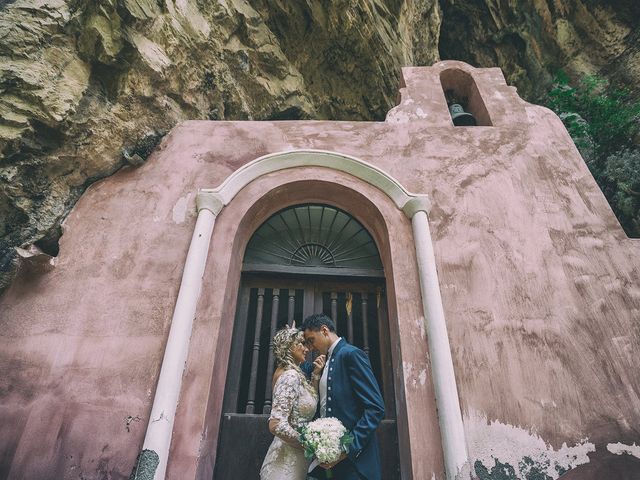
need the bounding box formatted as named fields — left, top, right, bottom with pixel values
left=299, top=417, right=354, bottom=478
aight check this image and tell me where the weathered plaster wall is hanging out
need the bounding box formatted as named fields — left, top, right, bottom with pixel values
left=0, top=62, right=639, bottom=479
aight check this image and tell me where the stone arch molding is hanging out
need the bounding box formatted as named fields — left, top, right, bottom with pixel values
left=137, top=149, right=469, bottom=480
left=196, top=149, right=431, bottom=219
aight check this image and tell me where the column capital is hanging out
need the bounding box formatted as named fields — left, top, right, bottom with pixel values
left=196, top=191, right=224, bottom=215
left=402, top=195, right=431, bottom=219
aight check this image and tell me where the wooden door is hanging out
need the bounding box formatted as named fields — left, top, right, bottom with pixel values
left=214, top=275, right=400, bottom=479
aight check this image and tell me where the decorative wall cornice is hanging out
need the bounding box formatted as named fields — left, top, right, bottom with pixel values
left=199, top=149, right=431, bottom=218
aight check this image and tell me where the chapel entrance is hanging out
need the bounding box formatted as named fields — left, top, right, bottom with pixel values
left=214, top=204, right=401, bottom=479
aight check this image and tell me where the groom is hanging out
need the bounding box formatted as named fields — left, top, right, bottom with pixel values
left=301, top=313, right=385, bottom=480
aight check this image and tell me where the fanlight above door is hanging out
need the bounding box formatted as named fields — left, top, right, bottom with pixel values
left=243, top=204, right=383, bottom=276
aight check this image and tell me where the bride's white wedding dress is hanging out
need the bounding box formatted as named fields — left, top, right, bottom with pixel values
left=260, top=369, right=318, bottom=480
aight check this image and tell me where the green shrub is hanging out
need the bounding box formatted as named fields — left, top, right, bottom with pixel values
left=605, top=149, right=640, bottom=235
left=546, top=73, right=640, bottom=237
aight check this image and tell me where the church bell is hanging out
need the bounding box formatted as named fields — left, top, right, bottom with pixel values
left=448, top=103, right=477, bottom=126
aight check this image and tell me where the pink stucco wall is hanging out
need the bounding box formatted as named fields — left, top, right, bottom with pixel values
left=1, top=61, right=639, bottom=479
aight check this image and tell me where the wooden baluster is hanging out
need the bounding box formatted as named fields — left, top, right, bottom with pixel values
left=263, top=289, right=280, bottom=413
left=346, top=292, right=354, bottom=344
left=303, top=288, right=314, bottom=320
left=245, top=288, right=265, bottom=413
left=331, top=292, right=338, bottom=332
left=223, top=286, right=250, bottom=414
left=361, top=292, right=370, bottom=355
left=288, top=289, right=295, bottom=326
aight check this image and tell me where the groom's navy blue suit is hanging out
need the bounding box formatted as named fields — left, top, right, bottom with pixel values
left=322, top=338, right=385, bottom=480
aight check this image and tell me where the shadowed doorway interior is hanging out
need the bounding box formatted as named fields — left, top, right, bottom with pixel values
left=214, top=204, right=400, bottom=479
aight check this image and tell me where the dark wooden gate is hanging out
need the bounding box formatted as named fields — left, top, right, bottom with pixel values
left=214, top=275, right=400, bottom=479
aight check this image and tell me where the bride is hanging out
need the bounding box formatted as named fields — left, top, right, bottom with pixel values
left=260, top=326, right=325, bottom=480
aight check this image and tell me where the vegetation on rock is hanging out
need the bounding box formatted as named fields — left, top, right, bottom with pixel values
left=546, top=73, right=640, bottom=236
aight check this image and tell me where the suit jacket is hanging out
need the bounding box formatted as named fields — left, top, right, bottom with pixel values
left=324, top=338, right=385, bottom=480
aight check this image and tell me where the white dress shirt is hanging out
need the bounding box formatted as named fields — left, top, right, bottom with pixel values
left=319, top=337, right=341, bottom=417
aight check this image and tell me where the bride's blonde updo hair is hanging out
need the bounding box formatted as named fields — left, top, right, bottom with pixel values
left=272, top=325, right=305, bottom=371
left=271, top=325, right=317, bottom=398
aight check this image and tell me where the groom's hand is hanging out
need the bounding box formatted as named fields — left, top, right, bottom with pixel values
left=320, top=452, right=347, bottom=469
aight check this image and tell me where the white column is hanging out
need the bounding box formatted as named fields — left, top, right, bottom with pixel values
left=139, top=192, right=223, bottom=480
left=403, top=196, right=469, bottom=480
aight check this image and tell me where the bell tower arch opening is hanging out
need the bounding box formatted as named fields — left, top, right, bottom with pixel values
left=440, top=67, right=493, bottom=126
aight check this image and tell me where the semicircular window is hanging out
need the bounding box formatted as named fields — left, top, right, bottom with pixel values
left=243, top=204, right=383, bottom=276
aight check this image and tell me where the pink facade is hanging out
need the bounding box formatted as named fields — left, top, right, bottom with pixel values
left=1, top=61, right=639, bottom=479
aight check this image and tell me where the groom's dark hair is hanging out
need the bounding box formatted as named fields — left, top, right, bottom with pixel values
left=300, top=313, right=336, bottom=332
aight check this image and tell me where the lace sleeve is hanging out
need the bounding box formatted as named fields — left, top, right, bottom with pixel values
left=269, top=369, right=301, bottom=443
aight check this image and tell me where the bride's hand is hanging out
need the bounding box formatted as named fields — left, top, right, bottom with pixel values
left=312, top=355, right=326, bottom=376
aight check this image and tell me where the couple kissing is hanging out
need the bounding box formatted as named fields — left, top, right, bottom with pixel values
left=260, top=313, right=385, bottom=480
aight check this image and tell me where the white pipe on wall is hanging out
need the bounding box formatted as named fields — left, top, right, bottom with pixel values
left=140, top=192, right=222, bottom=480
left=410, top=207, right=469, bottom=480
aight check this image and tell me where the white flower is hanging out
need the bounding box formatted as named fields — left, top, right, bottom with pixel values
left=300, top=417, right=350, bottom=464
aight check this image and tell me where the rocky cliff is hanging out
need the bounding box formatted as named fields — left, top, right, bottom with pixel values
left=440, top=1, right=640, bottom=101
left=0, top=0, right=638, bottom=290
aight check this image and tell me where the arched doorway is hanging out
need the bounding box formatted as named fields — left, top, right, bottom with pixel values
left=151, top=158, right=446, bottom=480
left=214, top=203, right=400, bottom=478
